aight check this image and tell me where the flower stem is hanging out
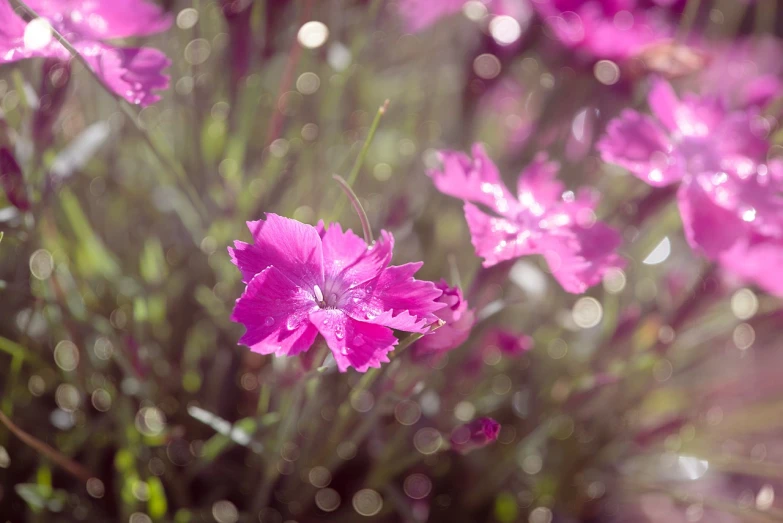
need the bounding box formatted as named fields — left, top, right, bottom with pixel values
left=331, top=100, right=389, bottom=220
left=332, top=174, right=374, bottom=244
left=0, top=409, right=94, bottom=484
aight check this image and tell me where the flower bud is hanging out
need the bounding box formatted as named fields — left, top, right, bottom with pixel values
left=450, top=417, right=500, bottom=454
left=220, top=0, right=253, bottom=89
left=0, top=146, right=29, bottom=211
left=33, top=58, right=72, bottom=146
left=412, top=280, right=475, bottom=361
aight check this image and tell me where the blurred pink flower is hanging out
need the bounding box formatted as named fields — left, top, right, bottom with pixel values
left=229, top=214, right=445, bottom=372
left=482, top=328, right=532, bottom=356
left=598, top=80, right=783, bottom=295
left=398, top=0, right=531, bottom=34
left=0, top=0, right=172, bottom=106
left=412, top=280, right=475, bottom=359
left=533, top=0, right=674, bottom=62
left=695, top=36, right=783, bottom=110
left=429, top=144, right=625, bottom=293
left=450, top=417, right=500, bottom=454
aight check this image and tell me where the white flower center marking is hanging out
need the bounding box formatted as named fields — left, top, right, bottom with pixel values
left=313, top=284, right=324, bottom=303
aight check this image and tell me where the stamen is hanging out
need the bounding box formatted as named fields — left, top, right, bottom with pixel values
left=313, top=284, right=324, bottom=303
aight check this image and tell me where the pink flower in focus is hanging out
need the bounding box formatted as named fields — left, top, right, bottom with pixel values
left=598, top=80, right=783, bottom=295
left=428, top=144, right=625, bottom=293
left=412, top=280, right=475, bottom=359
left=450, top=417, right=500, bottom=454
left=0, top=0, right=172, bottom=106
left=533, top=0, right=674, bottom=62
left=229, top=214, right=445, bottom=372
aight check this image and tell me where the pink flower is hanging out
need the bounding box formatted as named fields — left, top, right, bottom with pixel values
left=229, top=214, right=445, bottom=372
left=0, top=0, right=172, bottom=106
left=412, top=280, right=475, bottom=359
left=694, top=36, right=783, bottom=111
left=450, top=417, right=500, bottom=454
left=482, top=328, right=532, bottom=356
left=397, top=0, right=531, bottom=35
left=598, top=80, right=783, bottom=295
left=428, top=144, right=625, bottom=293
left=533, top=0, right=674, bottom=62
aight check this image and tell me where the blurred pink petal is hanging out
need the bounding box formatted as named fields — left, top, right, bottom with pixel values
left=597, top=109, right=681, bottom=187
left=76, top=44, right=170, bottom=106
left=430, top=144, right=518, bottom=216
left=719, top=236, right=783, bottom=296
left=0, top=0, right=171, bottom=106
left=432, top=146, right=625, bottom=293
left=27, top=0, right=172, bottom=40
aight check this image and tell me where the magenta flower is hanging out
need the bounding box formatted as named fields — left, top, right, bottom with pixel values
left=482, top=328, right=532, bottom=356
left=450, top=417, right=500, bottom=454
left=0, top=0, right=172, bottom=106
left=533, top=0, right=674, bottom=62
left=229, top=214, right=445, bottom=372
left=428, top=144, right=624, bottom=293
left=397, top=0, right=530, bottom=34
left=598, top=80, right=783, bottom=295
left=412, top=280, right=475, bottom=359
left=694, top=36, right=783, bottom=111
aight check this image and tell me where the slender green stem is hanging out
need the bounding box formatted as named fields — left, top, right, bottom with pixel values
left=333, top=174, right=374, bottom=244
left=347, top=100, right=389, bottom=187
left=331, top=100, right=389, bottom=220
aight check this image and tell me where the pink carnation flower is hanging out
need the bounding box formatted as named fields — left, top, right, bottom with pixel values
left=428, top=144, right=625, bottom=293
left=450, top=417, right=500, bottom=454
left=598, top=80, right=783, bottom=295
left=0, top=0, right=172, bottom=106
left=229, top=214, right=445, bottom=372
left=412, top=280, right=475, bottom=359
left=533, top=0, right=674, bottom=62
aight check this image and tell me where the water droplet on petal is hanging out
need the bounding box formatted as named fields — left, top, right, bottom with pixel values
left=335, top=328, right=345, bottom=340
left=264, top=316, right=275, bottom=326
left=340, top=347, right=349, bottom=355
left=353, top=335, right=364, bottom=346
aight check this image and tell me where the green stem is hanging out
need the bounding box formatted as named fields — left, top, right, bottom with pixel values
left=331, top=100, right=389, bottom=220
left=333, top=174, right=374, bottom=244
